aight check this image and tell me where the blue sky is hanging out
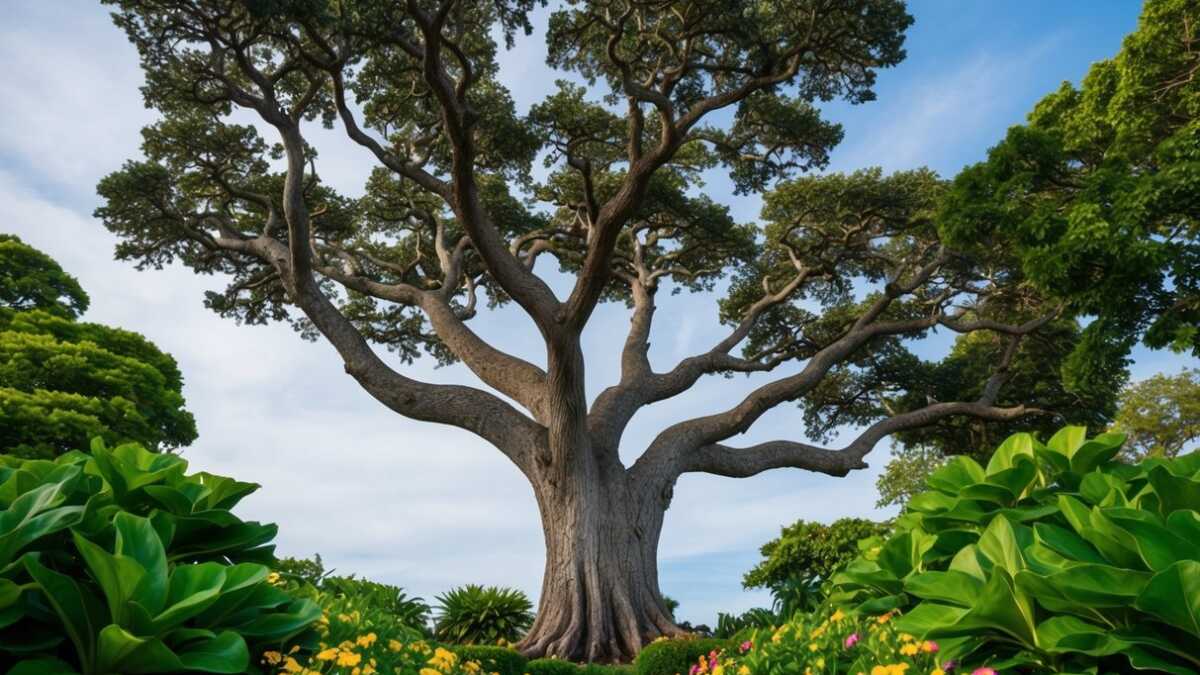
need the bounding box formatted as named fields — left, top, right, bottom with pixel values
left=1, top=1, right=1193, bottom=626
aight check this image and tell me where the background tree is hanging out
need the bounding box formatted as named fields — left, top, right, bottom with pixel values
left=939, top=0, right=1200, bottom=391
left=1112, top=368, right=1200, bottom=460
left=0, top=234, right=196, bottom=457
left=874, top=444, right=944, bottom=509
left=742, top=518, right=890, bottom=613
left=98, top=0, right=1091, bottom=661
left=0, top=234, right=89, bottom=318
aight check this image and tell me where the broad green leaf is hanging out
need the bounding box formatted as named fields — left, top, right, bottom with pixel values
left=927, top=456, right=986, bottom=494
left=1017, top=564, right=1150, bottom=608
left=891, top=601, right=969, bottom=638
left=904, top=570, right=984, bottom=606
left=176, top=630, right=250, bottom=673
left=1106, top=509, right=1200, bottom=571
left=113, top=513, right=169, bottom=615
left=226, top=598, right=319, bottom=641
left=73, top=531, right=146, bottom=627
left=151, top=562, right=226, bottom=631
left=987, top=433, right=1035, bottom=475
left=1047, top=426, right=1087, bottom=456
left=978, top=515, right=1025, bottom=573
left=1069, top=432, right=1126, bottom=473
left=1134, top=560, right=1200, bottom=637
left=1148, top=465, right=1200, bottom=514
left=1032, top=522, right=1106, bottom=565
left=24, top=555, right=105, bottom=671
left=96, top=624, right=184, bottom=674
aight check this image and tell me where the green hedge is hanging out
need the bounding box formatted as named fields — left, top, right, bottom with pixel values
left=452, top=645, right=529, bottom=675
left=634, top=638, right=733, bottom=675
left=527, top=658, right=635, bottom=675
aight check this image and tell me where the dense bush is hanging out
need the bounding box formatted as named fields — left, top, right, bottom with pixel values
left=276, top=553, right=432, bottom=636
left=634, top=637, right=732, bottom=675
left=434, top=585, right=534, bottom=645
left=451, top=645, right=528, bottom=675
left=0, top=439, right=318, bottom=673
left=527, top=658, right=634, bottom=675
left=830, top=426, right=1200, bottom=673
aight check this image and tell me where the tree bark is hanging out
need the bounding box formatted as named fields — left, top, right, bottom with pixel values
left=518, top=458, right=682, bottom=663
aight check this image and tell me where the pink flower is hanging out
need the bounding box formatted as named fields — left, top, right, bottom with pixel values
left=739, top=641, right=752, bottom=654
left=844, top=633, right=860, bottom=649
left=689, top=665, right=698, bottom=675
left=970, top=669, right=996, bottom=675
left=922, top=640, right=939, bottom=654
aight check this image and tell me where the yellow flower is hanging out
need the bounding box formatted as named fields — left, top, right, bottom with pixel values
left=816, top=658, right=825, bottom=669
left=888, top=665, right=909, bottom=675
left=737, top=667, right=750, bottom=675
left=316, top=648, right=339, bottom=662
left=435, top=647, right=458, bottom=664
left=267, top=572, right=281, bottom=584
left=389, top=640, right=403, bottom=652
left=337, top=651, right=362, bottom=667
left=422, top=669, right=443, bottom=675
left=713, top=666, right=724, bottom=675
left=339, top=613, right=354, bottom=623
left=810, top=624, right=827, bottom=638
left=465, top=662, right=482, bottom=673
left=930, top=670, right=944, bottom=675
left=899, top=644, right=919, bottom=656
left=282, top=657, right=304, bottom=673
left=808, top=642, right=819, bottom=652
left=829, top=609, right=846, bottom=623
left=872, top=667, right=890, bottom=675
left=876, top=612, right=892, bottom=625
left=357, top=632, right=378, bottom=648
left=263, top=651, right=283, bottom=665
left=899, top=633, right=914, bottom=643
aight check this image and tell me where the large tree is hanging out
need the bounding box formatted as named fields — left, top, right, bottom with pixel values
left=0, top=235, right=197, bottom=457
left=97, top=0, right=1077, bottom=661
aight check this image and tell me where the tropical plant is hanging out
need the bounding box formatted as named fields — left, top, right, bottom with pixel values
left=713, top=608, right=779, bottom=640
left=434, top=585, right=534, bottom=646
left=829, top=426, right=1200, bottom=673
left=875, top=445, right=947, bottom=509
left=0, top=439, right=319, bottom=673
left=0, top=235, right=196, bottom=457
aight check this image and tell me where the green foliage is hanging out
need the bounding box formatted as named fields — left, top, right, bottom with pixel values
left=433, top=585, right=534, bottom=646
left=634, top=638, right=732, bottom=675
left=829, top=426, right=1200, bottom=673
left=452, top=645, right=529, bottom=675
left=1113, top=368, right=1200, bottom=460
left=743, top=518, right=890, bottom=605
left=0, top=439, right=319, bottom=673
left=0, top=237, right=196, bottom=457
left=939, top=0, right=1200, bottom=376
left=0, top=234, right=89, bottom=318
left=526, top=658, right=634, bottom=675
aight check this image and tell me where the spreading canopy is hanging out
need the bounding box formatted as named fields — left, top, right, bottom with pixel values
left=0, top=236, right=196, bottom=458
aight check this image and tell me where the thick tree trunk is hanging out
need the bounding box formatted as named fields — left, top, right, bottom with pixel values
left=517, top=465, right=683, bottom=663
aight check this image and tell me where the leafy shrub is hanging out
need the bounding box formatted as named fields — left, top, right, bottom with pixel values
left=434, top=585, right=534, bottom=645
left=526, top=657, right=581, bottom=675
left=451, top=645, right=528, bottom=675
left=830, top=426, right=1200, bottom=673
left=634, top=637, right=732, bottom=675
left=726, top=608, right=942, bottom=675
left=275, top=553, right=432, bottom=636
left=526, top=659, right=635, bottom=675
left=0, top=439, right=319, bottom=673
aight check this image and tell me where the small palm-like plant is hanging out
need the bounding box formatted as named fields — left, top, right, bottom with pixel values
left=434, top=584, right=534, bottom=645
